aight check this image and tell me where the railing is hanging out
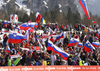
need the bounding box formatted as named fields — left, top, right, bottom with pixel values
left=0, top=66, right=100, bottom=71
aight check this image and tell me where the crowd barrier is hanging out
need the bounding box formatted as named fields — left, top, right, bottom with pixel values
left=0, top=66, right=100, bottom=71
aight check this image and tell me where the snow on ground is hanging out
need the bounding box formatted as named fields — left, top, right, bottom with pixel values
left=16, top=0, right=25, bottom=5
left=6, top=0, right=10, bottom=3
left=15, top=0, right=31, bottom=16
left=0, top=0, right=4, bottom=9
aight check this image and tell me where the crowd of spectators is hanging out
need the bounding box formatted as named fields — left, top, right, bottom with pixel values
left=0, top=22, right=100, bottom=66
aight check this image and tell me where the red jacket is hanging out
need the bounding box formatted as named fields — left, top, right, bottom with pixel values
left=50, top=38, right=55, bottom=43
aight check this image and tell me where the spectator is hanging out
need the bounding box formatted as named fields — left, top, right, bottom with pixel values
left=63, top=36, right=69, bottom=47
left=25, top=53, right=34, bottom=66
left=50, top=52, right=56, bottom=65
left=50, top=36, right=55, bottom=43
left=3, top=34, right=8, bottom=47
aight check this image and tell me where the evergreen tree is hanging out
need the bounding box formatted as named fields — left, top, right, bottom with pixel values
left=21, top=13, right=30, bottom=22
left=0, top=9, right=8, bottom=20
left=50, top=10, right=55, bottom=23
left=97, top=17, right=100, bottom=24
left=61, top=13, right=68, bottom=25
left=30, top=12, right=36, bottom=22
left=14, top=10, right=26, bottom=22
left=74, top=11, right=81, bottom=24
left=67, top=7, right=74, bottom=25
left=6, top=0, right=16, bottom=16
left=82, top=14, right=91, bottom=26
left=43, top=11, right=51, bottom=23
left=55, top=6, right=62, bottom=24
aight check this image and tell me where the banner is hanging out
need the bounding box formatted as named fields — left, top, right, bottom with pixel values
left=0, top=66, right=100, bottom=71
left=10, top=14, right=18, bottom=23
left=10, top=54, right=21, bottom=59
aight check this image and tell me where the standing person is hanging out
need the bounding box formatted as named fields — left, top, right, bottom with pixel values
left=12, top=23, right=16, bottom=30
left=45, top=38, right=52, bottom=54
left=61, top=25, right=64, bottom=31
left=50, top=36, right=55, bottom=43
left=3, top=34, right=8, bottom=47
left=50, top=52, right=56, bottom=65
left=70, top=23, right=72, bottom=31
left=0, top=23, right=2, bottom=32
left=20, top=51, right=27, bottom=65
left=24, top=41, right=30, bottom=48
left=25, top=52, right=34, bottom=66
left=63, top=36, right=69, bottom=47
left=80, top=33, right=85, bottom=42
left=45, top=38, right=48, bottom=48
left=89, top=34, right=93, bottom=44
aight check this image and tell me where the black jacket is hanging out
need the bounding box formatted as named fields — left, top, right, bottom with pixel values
left=3, top=36, right=8, bottom=42
left=63, top=38, right=69, bottom=45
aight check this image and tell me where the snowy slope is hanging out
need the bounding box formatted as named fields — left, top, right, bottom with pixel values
left=0, top=0, right=100, bottom=16
left=15, top=0, right=31, bottom=16
left=0, top=0, right=11, bottom=9
left=16, top=0, right=25, bottom=5
left=0, top=0, right=31, bottom=16
left=0, top=0, right=4, bottom=9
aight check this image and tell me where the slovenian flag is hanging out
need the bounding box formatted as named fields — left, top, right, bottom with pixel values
left=81, top=24, right=85, bottom=29
left=92, top=42, right=99, bottom=48
left=79, top=0, right=90, bottom=19
left=96, top=31, right=99, bottom=39
left=47, top=40, right=69, bottom=60
left=30, top=22, right=38, bottom=28
left=94, top=37, right=99, bottom=40
left=68, top=38, right=79, bottom=47
left=56, top=33, right=64, bottom=41
left=92, top=21, right=97, bottom=24
left=83, top=41, right=95, bottom=53
left=36, top=12, right=42, bottom=24
left=3, top=21, right=10, bottom=25
left=77, top=43, right=83, bottom=48
left=19, top=22, right=37, bottom=30
left=19, top=23, right=31, bottom=30
left=8, top=31, right=27, bottom=43
left=6, top=47, right=10, bottom=53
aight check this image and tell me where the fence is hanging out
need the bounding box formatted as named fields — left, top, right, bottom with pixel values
left=0, top=66, right=100, bottom=71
